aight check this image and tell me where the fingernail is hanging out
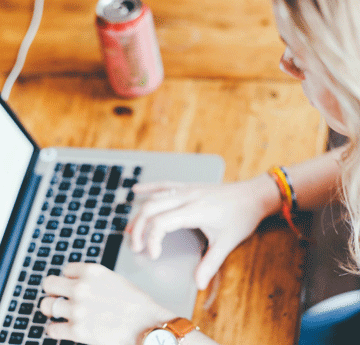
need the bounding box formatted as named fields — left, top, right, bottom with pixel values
left=150, top=247, right=161, bottom=260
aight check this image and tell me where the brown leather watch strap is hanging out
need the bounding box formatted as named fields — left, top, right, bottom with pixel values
left=165, top=317, right=197, bottom=338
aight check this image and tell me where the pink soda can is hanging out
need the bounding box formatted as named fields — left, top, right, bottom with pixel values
left=96, top=0, right=164, bottom=98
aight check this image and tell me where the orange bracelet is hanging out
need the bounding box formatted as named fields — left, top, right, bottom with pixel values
left=268, top=167, right=303, bottom=240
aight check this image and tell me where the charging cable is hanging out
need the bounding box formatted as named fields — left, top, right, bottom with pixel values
left=1, top=0, right=45, bottom=101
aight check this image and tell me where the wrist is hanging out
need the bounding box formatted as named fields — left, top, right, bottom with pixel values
left=253, top=173, right=282, bottom=218
left=139, top=317, right=200, bottom=345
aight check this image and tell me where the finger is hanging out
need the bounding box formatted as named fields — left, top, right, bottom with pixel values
left=43, top=275, right=76, bottom=298
left=129, top=196, right=190, bottom=253
left=40, top=296, right=72, bottom=319
left=46, top=321, right=78, bottom=342
left=146, top=205, right=201, bottom=260
left=63, top=262, right=105, bottom=279
left=195, top=241, right=236, bottom=290
left=133, top=181, right=186, bottom=194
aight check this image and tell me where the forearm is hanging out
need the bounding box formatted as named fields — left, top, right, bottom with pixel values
left=257, top=146, right=345, bottom=218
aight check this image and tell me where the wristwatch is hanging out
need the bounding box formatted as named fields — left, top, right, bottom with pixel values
left=142, top=317, right=199, bottom=345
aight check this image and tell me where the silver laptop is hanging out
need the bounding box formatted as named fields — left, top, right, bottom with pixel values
left=0, top=98, right=225, bottom=345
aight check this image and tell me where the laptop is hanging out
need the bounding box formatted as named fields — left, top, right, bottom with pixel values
left=0, top=97, right=225, bottom=345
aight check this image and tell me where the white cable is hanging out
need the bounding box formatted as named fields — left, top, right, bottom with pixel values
left=1, top=0, right=45, bottom=101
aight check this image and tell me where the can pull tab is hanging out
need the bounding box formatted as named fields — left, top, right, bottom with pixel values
left=111, top=0, right=135, bottom=16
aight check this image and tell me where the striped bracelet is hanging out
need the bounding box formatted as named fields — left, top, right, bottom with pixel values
left=268, top=166, right=302, bottom=240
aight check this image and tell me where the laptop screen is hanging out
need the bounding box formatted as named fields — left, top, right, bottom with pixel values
left=0, top=103, right=35, bottom=244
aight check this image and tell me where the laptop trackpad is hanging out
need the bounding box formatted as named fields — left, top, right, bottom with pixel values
left=114, top=229, right=206, bottom=318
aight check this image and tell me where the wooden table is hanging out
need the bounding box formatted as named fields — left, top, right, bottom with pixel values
left=0, top=0, right=328, bottom=344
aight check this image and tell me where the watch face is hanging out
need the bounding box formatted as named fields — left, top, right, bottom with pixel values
left=143, top=329, right=178, bottom=345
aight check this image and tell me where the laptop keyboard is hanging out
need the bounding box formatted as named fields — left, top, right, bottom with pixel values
left=0, top=162, right=142, bottom=345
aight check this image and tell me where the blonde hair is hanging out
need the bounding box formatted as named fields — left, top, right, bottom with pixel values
left=276, top=0, right=360, bottom=271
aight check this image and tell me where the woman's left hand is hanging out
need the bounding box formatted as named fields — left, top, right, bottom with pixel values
left=40, top=263, right=175, bottom=345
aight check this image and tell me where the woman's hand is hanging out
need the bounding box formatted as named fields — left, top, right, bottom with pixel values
left=40, top=263, right=175, bottom=345
left=127, top=173, right=281, bottom=290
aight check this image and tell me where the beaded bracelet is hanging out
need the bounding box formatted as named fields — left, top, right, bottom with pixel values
left=268, top=166, right=302, bottom=240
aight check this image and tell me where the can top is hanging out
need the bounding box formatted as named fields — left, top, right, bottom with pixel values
left=96, top=0, right=143, bottom=23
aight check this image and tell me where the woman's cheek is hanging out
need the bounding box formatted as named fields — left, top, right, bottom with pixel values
left=302, top=78, right=349, bottom=136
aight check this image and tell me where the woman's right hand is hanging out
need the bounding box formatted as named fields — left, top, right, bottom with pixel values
left=127, top=173, right=281, bottom=290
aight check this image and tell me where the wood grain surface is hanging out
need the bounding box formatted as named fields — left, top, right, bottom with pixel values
left=0, top=0, right=328, bottom=344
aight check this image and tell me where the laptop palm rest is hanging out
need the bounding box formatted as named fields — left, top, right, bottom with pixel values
left=114, top=229, right=206, bottom=318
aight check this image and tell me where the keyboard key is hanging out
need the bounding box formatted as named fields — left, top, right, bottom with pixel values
left=18, top=271, right=26, bottom=282
left=28, top=242, right=36, bottom=253
left=3, top=315, right=12, bottom=327
left=68, top=201, right=80, bottom=211
left=80, top=164, right=92, bottom=173
left=112, top=217, right=127, bottom=231
left=0, top=330, right=8, bottom=343
left=85, top=199, right=97, bottom=208
left=9, top=332, right=23, bottom=344
left=51, top=255, right=64, bottom=265
left=28, top=275, right=42, bottom=286
left=41, top=202, right=49, bottom=211
left=81, top=212, right=93, bottom=222
left=24, top=289, right=38, bottom=300
left=122, top=178, right=138, bottom=188
left=28, top=326, right=44, bottom=339
left=23, top=257, right=31, bottom=267
left=37, top=297, right=44, bottom=309
left=87, top=247, right=100, bottom=257
left=46, top=189, right=53, bottom=198
left=19, top=303, right=34, bottom=315
left=37, top=215, right=45, bottom=225
left=59, top=182, right=71, bottom=191
left=33, top=261, right=46, bottom=271
left=43, top=339, right=57, bottom=345
left=101, top=234, right=123, bottom=270
left=42, top=233, right=55, bottom=243
left=126, top=191, right=135, bottom=202
left=25, top=342, right=39, bottom=345
left=64, top=214, right=76, bottom=224
left=55, top=194, right=67, bottom=203
left=77, top=225, right=89, bottom=235
left=8, top=300, right=17, bottom=312
left=50, top=174, right=59, bottom=185
left=95, top=220, right=107, bottom=229
left=72, top=188, right=84, bottom=198
left=69, top=253, right=82, bottom=262
left=56, top=241, right=69, bottom=251
left=46, top=220, right=59, bottom=230
left=73, top=239, right=85, bottom=249
left=47, top=269, right=61, bottom=277
left=60, top=340, right=74, bottom=345
left=91, top=233, right=104, bottom=243
left=32, top=229, right=41, bottom=239
left=134, top=166, right=142, bottom=176
left=50, top=207, right=63, bottom=217
left=37, top=247, right=50, bottom=257
left=93, top=166, right=107, bottom=183
left=63, top=164, right=76, bottom=178
left=115, top=204, right=132, bottom=214
left=76, top=176, right=88, bottom=185
left=106, top=166, right=122, bottom=190
left=99, top=207, right=111, bottom=216
left=55, top=163, right=63, bottom=172
left=13, top=285, right=22, bottom=297
left=89, top=186, right=101, bottom=196
left=14, top=318, right=28, bottom=330
left=60, top=227, right=72, bottom=238
left=103, top=193, right=115, bottom=203
left=33, top=311, right=47, bottom=324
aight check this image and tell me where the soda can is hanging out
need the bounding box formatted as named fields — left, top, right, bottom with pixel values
left=96, top=0, right=164, bottom=98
